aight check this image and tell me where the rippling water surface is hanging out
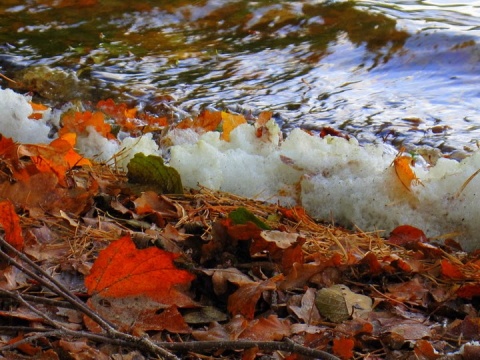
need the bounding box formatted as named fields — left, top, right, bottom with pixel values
left=0, top=0, right=479, bottom=156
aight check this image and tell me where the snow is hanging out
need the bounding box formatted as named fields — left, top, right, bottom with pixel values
left=2, top=87, right=480, bottom=251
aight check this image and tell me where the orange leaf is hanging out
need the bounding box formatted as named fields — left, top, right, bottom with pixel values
left=18, top=133, right=90, bottom=186
left=28, top=101, right=49, bottom=120
left=176, top=110, right=222, bottom=132
left=414, top=339, right=440, bottom=360
left=60, top=110, right=112, bottom=138
left=332, top=337, right=354, bottom=360
left=85, top=235, right=195, bottom=307
left=440, top=259, right=465, bottom=280
left=392, top=150, right=423, bottom=191
left=221, top=112, right=246, bottom=141
left=0, top=200, right=24, bottom=251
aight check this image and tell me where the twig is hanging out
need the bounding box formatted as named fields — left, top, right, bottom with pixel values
left=0, top=72, right=17, bottom=84
left=154, top=338, right=341, bottom=360
left=0, top=236, right=180, bottom=360
left=0, top=237, right=115, bottom=332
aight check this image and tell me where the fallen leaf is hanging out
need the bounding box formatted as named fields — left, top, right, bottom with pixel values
left=388, top=225, right=427, bottom=246
left=386, top=277, right=429, bottom=306
left=176, top=110, right=222, bottom=132
left=228, top=275, right=283, bottom=319
left=332, top=337, right=354, bottom=360
left=280, top=253, right=343, bottom=290
left=414, top=339, right=440, bottom=360
left=221, top=112, right=247, bottom=141
left=85, top=235, right=195, bottom=307
left=239, top=315, right=291, bottom=341
left=315, top=284, right=372, bottom=323
left=60, top=110, right=112, bottom=138
left=391, top=150, right=423, bottom=191
left=127, top=153, right=183, bottom=194
left=192, top=314, right=290, bottom=342
left=192, top=315, right=247, bottom=341
left=18, top=133, right=91, bottom=187
left=203, top=268, right=256, bottom=295
left=441, top=259, right=465, bottom=280
left=0, top=200, right=24, bottom=251
left=228, top=207, right=270, bottom=230
left=457, top=284, right=480, bottom=299
left=288, top=288, right=321, bottom=324
left=320, top=127, right=350, bottom=140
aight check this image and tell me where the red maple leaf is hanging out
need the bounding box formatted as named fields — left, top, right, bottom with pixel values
left=85, top=235, right=195, bottom=307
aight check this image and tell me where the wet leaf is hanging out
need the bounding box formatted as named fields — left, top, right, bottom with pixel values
left=0, top=200, right=24, bottom=251
left=18, top=133, right=91, bottom=187
left=60, top=109, right=112, bottom=138
left=127, top=153, right=183, bottom=194
left=176, top=110, right=222, bottom=132
left=392, top=151, right=423, bottom=191
left=220, top=112, right=246, bottom=141
left=85, top=235, right=195, bottom=306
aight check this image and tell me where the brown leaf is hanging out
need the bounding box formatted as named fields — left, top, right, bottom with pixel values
left=239, top=315, right=291, bottom=341
left=203, top=268, right=255, bottom=296
left=287, top=288, right=321, bottom=324
left=386, top=277, right=429, bottom=306
left=228, top=275, right=283, bottom=319
left=192, top=314, right=290, bottom=342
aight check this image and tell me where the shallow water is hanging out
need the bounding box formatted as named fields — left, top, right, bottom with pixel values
left=0, top=0, right=479, bottom=156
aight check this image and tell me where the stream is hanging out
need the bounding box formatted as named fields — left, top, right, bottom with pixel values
left=0, top=0, right=479, bottom=157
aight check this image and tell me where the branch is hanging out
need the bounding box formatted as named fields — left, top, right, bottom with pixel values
left=155, top=338, right=341, bottom=360
left=0, top=237, right=180, bottom=360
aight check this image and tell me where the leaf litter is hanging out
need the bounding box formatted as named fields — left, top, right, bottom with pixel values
left=0, top=96, right=480, bottom=360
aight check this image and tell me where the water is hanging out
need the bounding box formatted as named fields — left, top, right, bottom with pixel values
left=0, top=0, right=479, bottom=157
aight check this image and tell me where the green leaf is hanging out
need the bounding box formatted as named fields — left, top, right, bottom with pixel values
left=127, top=153, right=183, bottom=194
left=228, top=207, right=270, bottom=230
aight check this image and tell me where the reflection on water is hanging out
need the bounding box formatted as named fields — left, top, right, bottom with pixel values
left=0, top=0, right=479, bottom=156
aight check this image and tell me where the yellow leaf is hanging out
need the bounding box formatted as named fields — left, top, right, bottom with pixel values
left=221, top=112, right=246, bottom=141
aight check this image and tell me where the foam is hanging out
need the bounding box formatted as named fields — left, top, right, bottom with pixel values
left=170, top=122, right=480, bottom=251
left=0, top=88, right=51, bottom=143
